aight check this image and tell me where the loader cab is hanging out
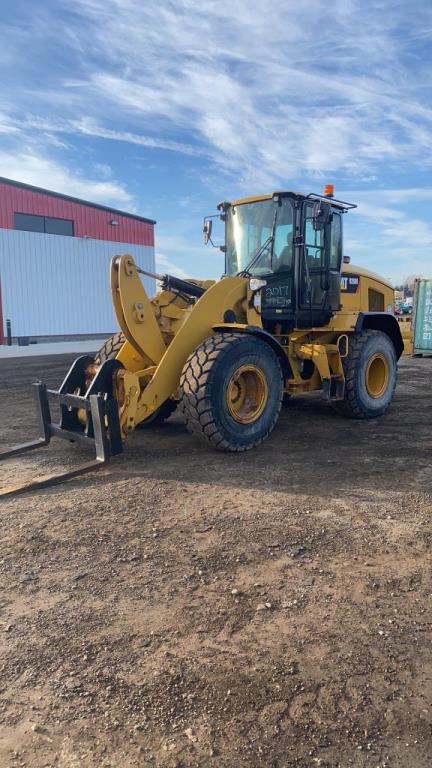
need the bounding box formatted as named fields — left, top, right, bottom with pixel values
left=220, top=190, right=355, bottom=331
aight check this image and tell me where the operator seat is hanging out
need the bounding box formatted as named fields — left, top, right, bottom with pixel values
left=275, top=231, right=293, bottom=271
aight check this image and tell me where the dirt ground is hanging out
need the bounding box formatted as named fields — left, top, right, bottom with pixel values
left=0, top=353, right=431, bottom=768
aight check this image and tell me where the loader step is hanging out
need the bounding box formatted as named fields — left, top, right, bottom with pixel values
left=322, top=375, right=345, bottom=401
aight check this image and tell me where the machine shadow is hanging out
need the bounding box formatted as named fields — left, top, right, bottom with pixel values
left=110, top=360, right=432, bottom=500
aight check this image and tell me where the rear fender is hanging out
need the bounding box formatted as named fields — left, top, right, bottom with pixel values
left=355, top=312, right=404, bottom=359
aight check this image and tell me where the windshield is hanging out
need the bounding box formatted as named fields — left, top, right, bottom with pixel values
left=225, top=197, right=294, bottom=276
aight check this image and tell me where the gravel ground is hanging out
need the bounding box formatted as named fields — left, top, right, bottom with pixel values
left=0, top=353, right=431, bottom=768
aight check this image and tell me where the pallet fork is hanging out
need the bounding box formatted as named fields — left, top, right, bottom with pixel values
left=0, top=356, right=123, bottom=499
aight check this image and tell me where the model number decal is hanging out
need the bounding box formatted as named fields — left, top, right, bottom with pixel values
left=341, top=275, right=360, bottom=293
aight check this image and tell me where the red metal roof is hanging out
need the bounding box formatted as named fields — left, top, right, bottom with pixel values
left=0, top=177, right=154, bottom=246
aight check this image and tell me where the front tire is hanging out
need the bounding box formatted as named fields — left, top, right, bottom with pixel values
left=180, top=333, right=284, bottom=451
left=335, top=329, right=397, bottom=419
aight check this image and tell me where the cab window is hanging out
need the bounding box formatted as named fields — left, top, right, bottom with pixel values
left=304, top=206, right=324, bottom=268
left=225, top=197, right=295, bottom=275
left=330, top=213, right=342, bottom=269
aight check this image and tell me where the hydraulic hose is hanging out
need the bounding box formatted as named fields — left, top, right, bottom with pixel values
left=135, top=265, right=206, bottom=299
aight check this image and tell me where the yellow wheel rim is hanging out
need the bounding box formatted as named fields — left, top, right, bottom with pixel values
left=226, top=364, right=268, bottom=424
left=365, top=353, right=389, bottom=399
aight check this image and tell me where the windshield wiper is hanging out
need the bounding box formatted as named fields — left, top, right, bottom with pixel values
left=237, top=209, right=278, bottom=278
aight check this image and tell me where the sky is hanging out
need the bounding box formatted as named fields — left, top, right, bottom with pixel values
left=1, top=0, right=432, bottom=284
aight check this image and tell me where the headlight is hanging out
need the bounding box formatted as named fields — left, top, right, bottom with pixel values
left=249, top=278, right=267, bottom=292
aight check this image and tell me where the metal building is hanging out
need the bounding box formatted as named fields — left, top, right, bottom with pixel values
left=0, top=177, right=155, bottom=343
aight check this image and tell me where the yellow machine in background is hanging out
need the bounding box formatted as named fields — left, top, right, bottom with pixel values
left=396, top=315, right=413, bottom=354
left=1, top=186, right=404, bottom=496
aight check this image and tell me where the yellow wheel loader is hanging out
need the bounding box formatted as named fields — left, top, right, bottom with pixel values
left=0, top=187, right=403, bottom=496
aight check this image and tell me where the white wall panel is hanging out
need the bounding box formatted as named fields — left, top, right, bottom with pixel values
left=0, top=230, right=155, bottom=336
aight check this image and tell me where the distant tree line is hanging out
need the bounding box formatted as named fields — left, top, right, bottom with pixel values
left=394, top=276, right=422, bottom=298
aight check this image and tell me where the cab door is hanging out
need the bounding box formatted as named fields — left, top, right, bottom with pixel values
left=296, top=202, right=342, bottom=328
left=260, top=197, right=296, bottom=328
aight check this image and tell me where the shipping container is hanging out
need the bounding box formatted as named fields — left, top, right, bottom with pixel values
left=413, top=279, right=432, bottom=355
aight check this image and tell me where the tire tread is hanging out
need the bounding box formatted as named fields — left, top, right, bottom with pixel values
left=180, top=333, right=283, bottom=452
left=94, top=331, right=125, bottom=365
left=335, top=329, right=396, bottom=419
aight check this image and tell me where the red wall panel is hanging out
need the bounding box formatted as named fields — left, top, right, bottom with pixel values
left=0, top=182, right=154, bottom=246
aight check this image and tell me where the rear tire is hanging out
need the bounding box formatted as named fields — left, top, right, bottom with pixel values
left=335, top=329, right=397, bottom=419
left=180, top=333, right=283, bottom=451
left=94, top=332, right=177, bottom=427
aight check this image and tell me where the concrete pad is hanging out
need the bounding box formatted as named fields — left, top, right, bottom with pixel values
left=0, top=339, right=102, bottom=358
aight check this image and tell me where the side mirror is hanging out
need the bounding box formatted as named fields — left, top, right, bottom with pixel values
left=203, top=218, right=213, bottom=245
left=312, top=202, right=332, bottom=230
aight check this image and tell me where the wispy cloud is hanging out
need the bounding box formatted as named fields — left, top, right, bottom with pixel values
left=1, top=0, right=432, bottom=282
left=59, top=0, right=432, bottom=186
left=382, top=219, right=432, bottom=248
left=156, top=252, right=190, bottom=279
left=19, top=115, right=203, bottom=158
left=2, top=0, right=432, bottom=187
left=0, top=150, right=132, bottom=206
left=0, top=113, right=20, bottom=135
left=340, top=186, right=432, bottom=278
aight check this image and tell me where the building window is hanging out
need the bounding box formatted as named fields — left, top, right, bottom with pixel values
left=44, top=217, right=74, bottom=236
left=14, top=212, right=74, bottom=236
left=14, top=213, right=45, bottom=232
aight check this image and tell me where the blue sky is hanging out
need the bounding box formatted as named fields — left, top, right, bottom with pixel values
left=1, top=0, right=432, bottom=284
